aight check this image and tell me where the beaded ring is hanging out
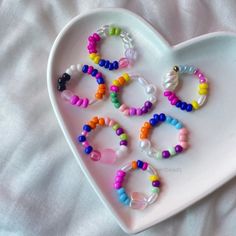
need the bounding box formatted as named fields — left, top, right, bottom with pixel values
left=114, top=160, right=160, bottom=210
left=87, top=25, right=137, bottom=70
left=163, top=65, right=209, bottom=112
left=77, top=116, right=128, bottom=164
left=57, top=64, right=106, bottom=108
left=110, top=73, right=157, bottom=116
left=139, top=113, right=189, bottom=159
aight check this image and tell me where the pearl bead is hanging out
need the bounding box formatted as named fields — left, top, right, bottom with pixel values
left=148, top=95, right=157, bottom=103
left=76, top=64, right=82, bottom=72
left=65, top=68, right=72, bottom=76
left=162, top=70, right=179, bottom=91
left=146, top=84, right=156, bottom=94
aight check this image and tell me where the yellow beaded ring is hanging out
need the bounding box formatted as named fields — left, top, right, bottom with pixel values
left=162, top=65, right=209, bottom=112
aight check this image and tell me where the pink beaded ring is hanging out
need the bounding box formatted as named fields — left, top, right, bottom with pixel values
left=163, top=65, right=209, bottom=112
left=139, top=113, right=189, bottom=159
left=114, top=160, right=160, bottom=210
left=87, top=25, right=137, bottom=70
left=77, top=116, right=128, bottom=164
left=110, top=73, right=157, bottom=116
left=57, top=64, right=106, bottom=108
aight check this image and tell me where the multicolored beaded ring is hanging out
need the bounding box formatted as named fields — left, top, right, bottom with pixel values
left=114, top=160, right=160, bottom=210
left=139, top=113, right=189, bottom=159
left=57, top=64, right=106, bottom=108
left=77, top=116, right=128, bottom=164
left=87, top=25, right=137, bottom=70
left=110, top=73, right=157, bottom=116
left=163, top=65, right=209, bottom=112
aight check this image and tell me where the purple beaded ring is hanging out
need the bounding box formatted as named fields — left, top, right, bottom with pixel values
left=114, top=160, right=160, bottom=210
left=139, top=113, right=189, bottom=159
left=77, top=116, right=128, bottom=164
left=110, top=73, right=157, bottom=116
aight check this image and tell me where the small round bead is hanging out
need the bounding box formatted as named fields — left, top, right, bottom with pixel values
left=162, top=150, right=170, bottom=158
left=120, top=133, right=128, bottom=140
left=99, top=59, right=105, bottom=67
left=152, top=187, right=160, bottom=193
left=116, top=128, right=124, bottom=136
left=159, top=113, right=166, bottom=121
left=181, top=102, right=187, bottom=110
left=115, top=176, right=124, bottom=183
left=141, top=106, right=148, bottom=114
left=152, top=180, right=161, bottom=187
left=82, top=65, right=88, bottom=73
left=97, top=77, right=105, bottom=84
left=144, top=101, right=152, bottom=109
left=120, top=140, right=128, bottom=146
left=57, top=83, right=66, bottom=91
left=175, top=145, right=183, bottom=153
left=77, top=135, right=86, bottom=143
left=186, top=104, right=193, bottom=112
left=113, top=61, right=119, bottom=69
left=175, top=122, right=183, bottom=129
left=164, top=91, right=172, bottom=97
left=142, top=162, right=148, bottom=170
left=137, top=160, right=144, bottom=168
left=117, top=170, right=126, bottom=177
left=62, top=73, right=71, bottom=81
left=85, top=146, right=93, bottom=154
left=129, top=107, right=137, bottom=116
left=149, top=118, right=158, bottom=126
left=109, top=63, right=114, bottom=70
left=117, top=187, right=125, bottom=195
left=176, top=101, right=182, bottom=108
left=70, top=95, right=79, bottom=105
left=91, top=69, right=98, bottom=77
left=83, top=124, right=91, bottom=132
left=114, top=182, right=122, bottom=189
left=119, top=193, right=128, bottom=202
left=105, top=60, right=110, bottom=68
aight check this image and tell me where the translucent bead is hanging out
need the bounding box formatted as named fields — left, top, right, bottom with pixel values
left=119, top=58, right=129, bottom=68
left=139, top=140, right=151, bottom=151
left=130, top=192, right=148, bottom=210
left=90, top=150, right=101, bottom=161
left=100, top=148, right=116, bottom=164
left=198, top=95, right=207, bottom=106
left=147, top=193, right=158, bottom=204
left=61, top=90, right=73, bottom=102
left=125, top=48, right=137, bottom=61
left=147, top=147, right=157, bottom=158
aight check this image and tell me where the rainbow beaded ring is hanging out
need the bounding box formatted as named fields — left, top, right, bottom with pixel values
left=77, top=116, right=128, bottom=164
left=162, top=65, right=209, bottom=112
left=110, top=73, right=157, bottom=116
left=139, top=113, right=189, bottom=159
left=114, top=160, right=160, bottom=210
left=57, top=64, right=106, bottom=108
left=87, top=25, right=137, bottom=70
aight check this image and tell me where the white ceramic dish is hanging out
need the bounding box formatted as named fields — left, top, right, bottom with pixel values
left=47, top=8, right=236, bottom=234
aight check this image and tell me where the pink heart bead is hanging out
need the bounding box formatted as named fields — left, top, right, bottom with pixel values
left=119, top=58, right=129, bottom=68
left=90, top=150, right=101, bottom=161
left=130, top=192, right=148, bottom=210
left=100, top=148, right=117, bottom=164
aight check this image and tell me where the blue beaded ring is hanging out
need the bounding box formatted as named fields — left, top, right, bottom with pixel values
left=139, top=113, right=189, bottom=159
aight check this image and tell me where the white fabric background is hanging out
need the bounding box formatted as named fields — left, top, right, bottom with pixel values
left=0, top=0, right=236, bottom=235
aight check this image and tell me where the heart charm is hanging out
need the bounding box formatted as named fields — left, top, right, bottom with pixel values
left=47, top=8, right=236, bottom=234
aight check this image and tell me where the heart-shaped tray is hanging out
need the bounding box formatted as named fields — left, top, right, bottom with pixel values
left=47, top=8, right=236, bottom=234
